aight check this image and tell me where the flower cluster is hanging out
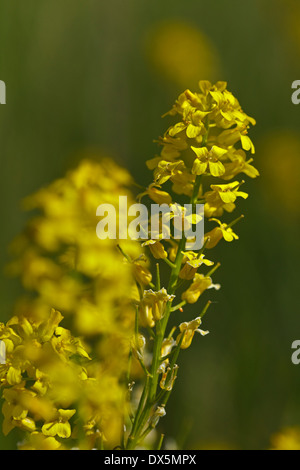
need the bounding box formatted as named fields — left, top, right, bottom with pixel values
left=0, top=309, right=90, bottom=448
left=2, top=158, right=144, bottom=449
left=124, top=81, right=258, bottom=449
left=141, top=80, right=258, bottom=313
left=0, top=81, right=258, bottom=450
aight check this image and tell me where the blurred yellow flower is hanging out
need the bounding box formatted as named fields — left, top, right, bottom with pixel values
left=258, top=131, right=300, bottom=216
left=270, top=426, right=300, bottom=450
left=2, top=157, right=144, bottom=449
left=145, top=20, right=220, bottom=88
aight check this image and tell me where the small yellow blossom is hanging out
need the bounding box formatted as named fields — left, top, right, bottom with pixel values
left=204, top=218, right=239, bottom=249
left=139, top=289, right=175, bottom=328
left=179, top=251, right=214, bottom=280
left=42, top=409, right=76, bottom=439
left=142, top=239, right=168, bottom=259
left=204, top=181, right=248, bottom=217
left=181, top=274, right=213, bottom=304
left=137, top=184, right=172, bottom=205
left=191, top=145, right=227, bottom=177
left=176, top=317, right=209, bottom=349
left=132, top=258, right=153, bottom=286
left=18, top=432, right=61, bottom=450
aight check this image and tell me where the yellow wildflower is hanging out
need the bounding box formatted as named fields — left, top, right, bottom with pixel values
left=142, top=239, right=168, bottom=259
left=204, top=218, right=240, bottom=249
left=42, top=409, right=76, bottom=439
left=181, top=274, right=214, bottom=304
left=139, top=289, right=175, bottom=328
left=204, top=181, right=248, bottom=217
left=191, top=145, right=227, bottom=177
left=138, top=183, right=172, bottom=205
left=179, top=251, right=214, bottom=280
left=176, top=317, right=209, bottom=349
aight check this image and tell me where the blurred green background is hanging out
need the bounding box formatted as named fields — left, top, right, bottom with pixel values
left=1, top=0, right=300, bottom=450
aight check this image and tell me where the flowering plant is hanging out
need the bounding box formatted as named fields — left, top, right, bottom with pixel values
left=0, top=81, right=258, bottom=450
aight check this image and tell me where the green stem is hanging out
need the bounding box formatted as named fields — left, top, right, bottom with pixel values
left=126, top=125, right=209, bottom=449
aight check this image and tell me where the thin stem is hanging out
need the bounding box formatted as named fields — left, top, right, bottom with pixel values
left=162, top=257, right=176, bottom=269
left=126, top=126, right=210, bottom=450
left=206, top=261, right=221, bottom=278
left=157, top=434, right=165, bottom=450
left=171, top=300, right=186, bottom=312
left=156, top=263, right=161, bottom=291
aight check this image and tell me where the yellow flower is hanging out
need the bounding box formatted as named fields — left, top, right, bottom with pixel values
left=18, top=431, right=61, bottom=450
left=181, top=274, right=214, bottom=304
left=204, top=218, right=240, bottom=249
left=142, top=239, right=168, bottom=259
left=139, top=289, right=175, bottom=328
left=222, top=149, right=259, bottom=180
left=209, top=86, right=255, bottom=128
left=147, top=80, right=257, bottom=208
left=204, top=181, right=248, bottom=217
left=217, top=125, right=255, bottom=154
left=153, top=160, right=186, bottom=185
left=146, top=20, right=220, bottom=88
left=138, top=184, right=172, bottom=205
left=270, top=426, right=300, bottom=450
left=191, top=145, right=227, bottom=177
left=132, top=258, right=152, bottom=286
left=42, top=409, right=76, bottom=439
left=179, top=251, right=214, bottom=280
left=176, top=317, right=209, bottom=349
left=2, top=387, right=37, bottom=435
left=158, top=338, right=176, bottom=374
left=209, top=181, right=248, bottom=204
left=5, top=158, right=145, bottom=448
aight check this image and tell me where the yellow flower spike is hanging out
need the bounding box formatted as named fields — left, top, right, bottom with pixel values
left=176, top=317, right=209, bottom=350
left=1, top=81, right=257, bottom=450
left=124, top=80, right=257, bottom=450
